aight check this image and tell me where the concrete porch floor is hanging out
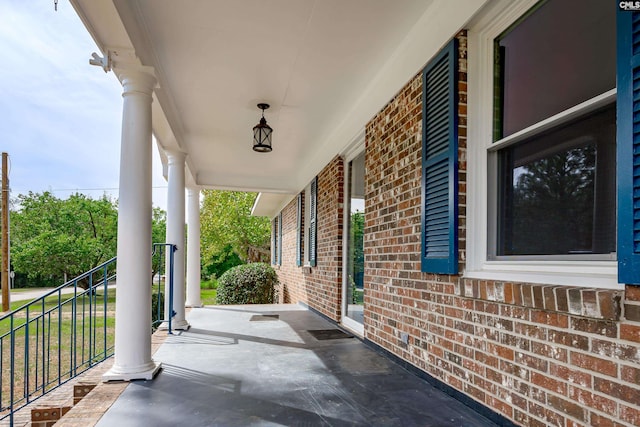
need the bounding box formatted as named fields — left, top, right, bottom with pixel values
left=87, top=304, right=499, bottom=427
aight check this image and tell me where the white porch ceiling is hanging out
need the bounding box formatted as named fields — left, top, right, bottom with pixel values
left=71, top=0, right=484, bottom=204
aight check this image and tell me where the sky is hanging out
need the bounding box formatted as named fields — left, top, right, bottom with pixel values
left=0, top=0, right=168, bottom=210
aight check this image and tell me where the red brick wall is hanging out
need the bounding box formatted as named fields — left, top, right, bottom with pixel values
left=312, top=157, right=344, bottom=320
left=364, top=31, right=640, bottom=427
left=275, top=196, right=306, bottom=304
left=275, top=156, right=344, bottom=321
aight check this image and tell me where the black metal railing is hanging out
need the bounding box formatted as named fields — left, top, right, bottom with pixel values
left=152, top=243, right=177, bottom=333
left=0, top=242, right=176, bottom=425
left=0, top=257, right=116, bottom=423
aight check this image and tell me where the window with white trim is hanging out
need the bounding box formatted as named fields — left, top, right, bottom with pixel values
left=466, top=0, right=621, bottom=288
left=491, top=0, right=615, bottom=259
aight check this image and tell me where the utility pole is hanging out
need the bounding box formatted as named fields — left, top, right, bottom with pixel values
left=1, top=152, right=9, bottom=312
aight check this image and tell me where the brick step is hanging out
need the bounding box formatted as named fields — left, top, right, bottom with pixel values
left=73, top=384, right=96, bottom=405
left=30, top=383, right=96, bottom=427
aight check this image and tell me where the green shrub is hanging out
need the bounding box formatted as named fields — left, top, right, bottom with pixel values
left=216, top=263, right=278, bottom=305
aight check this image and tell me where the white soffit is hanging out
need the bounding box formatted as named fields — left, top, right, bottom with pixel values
left=71, top=0, right=489, bottom=197
left=251, top=193, right=294, bottom=218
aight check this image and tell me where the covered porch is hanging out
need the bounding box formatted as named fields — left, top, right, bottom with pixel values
left=66, top=0, right=471, bottom=385
left=52, top=1, right=640, bottom=426
left=52, top=304, right=498, bottom=426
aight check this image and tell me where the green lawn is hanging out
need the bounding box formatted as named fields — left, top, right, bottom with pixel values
left=0, top=288, right=116, bottom=410
left=1, top=289, right=116, bottom=329
left=201, top=288, right=217, bottom=305
left=150, top=281, right=217, bottom=306
left=201, top=279, right=217, bottom=305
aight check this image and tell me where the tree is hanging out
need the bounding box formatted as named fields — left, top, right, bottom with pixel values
left=151, top=207, right=167, bottom=278
left=349, top=211, right=364, bottom=277
left=508, top=145, right=595, bottom=255
left=202, top=243, right=243, bottom=281
left=11, top=192, right=119, bottom=286
left=200, top=191, right=270, bottom=270
left=10, top=191, right=168, bottom=287
left=152, top=207, right=167, bottom=245
left=348, top=210, right=365, bottom=304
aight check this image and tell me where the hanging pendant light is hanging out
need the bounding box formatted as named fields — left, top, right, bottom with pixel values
left=252, top=103, right=273, bottom=152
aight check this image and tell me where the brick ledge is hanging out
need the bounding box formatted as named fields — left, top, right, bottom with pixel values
left=458, top=278, right=622, bottom=321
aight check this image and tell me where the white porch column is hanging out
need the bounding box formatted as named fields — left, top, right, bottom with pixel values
left=185, top=187, right=202, bottom=307
left=164, top=151, right=189, bottom=330
left=103, top=67, right=160, bottom=382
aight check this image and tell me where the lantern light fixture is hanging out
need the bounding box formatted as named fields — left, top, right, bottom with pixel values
left=252, top=103, right=273, bottom=152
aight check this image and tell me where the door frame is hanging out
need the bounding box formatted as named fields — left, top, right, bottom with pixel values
left=341, top=131, right=365, bottom=336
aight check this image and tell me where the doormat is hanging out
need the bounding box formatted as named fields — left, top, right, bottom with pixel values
left=249, top=314, right=280, bottom=321
left=307, top=329, right=354, bottom=340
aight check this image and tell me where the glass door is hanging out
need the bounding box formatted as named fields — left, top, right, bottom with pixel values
left=343, top=152, right=365, bottom=333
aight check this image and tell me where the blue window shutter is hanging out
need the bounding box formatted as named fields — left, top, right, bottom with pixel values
left=421, top=39, right=458, bottom=274
left=278, top=212, right=282, bottom=266
left=309, top=177, right=318, bottom=267
left=296, top=193, right=303, bottom=266
left=618, top=10, right=640, bottom=284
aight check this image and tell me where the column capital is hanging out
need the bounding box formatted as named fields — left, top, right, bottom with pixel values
left=166, top=150, right=187, bottom=164
left=90, top=49, right=156, bottom=94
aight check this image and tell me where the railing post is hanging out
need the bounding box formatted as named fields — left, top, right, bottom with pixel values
left=25, top=306, right=29, bottom=403
left=41, top=300, right=45, bottom=397
left=155, top=243, right=178, bottom=334
left=57, top=291, right=62, bottom=387
left=103, top=264, right=109, bottom=361
left=1, top=338, right=4, bottom=411
left=168, top=244, right=177, bottom=334
left=9, top=314, right=14, bottom=426
left=71, top=280, right=77, bottom=377
left=88, top=272, right=93, bottom=365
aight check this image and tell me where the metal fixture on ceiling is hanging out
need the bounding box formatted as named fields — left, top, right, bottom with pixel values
left=252, top=103, right=273, bottom=153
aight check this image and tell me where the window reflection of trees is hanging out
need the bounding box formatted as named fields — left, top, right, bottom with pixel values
left=349, top=210, right=365, bottom=301
left=510, top=145, right=595, bottom=255
left=498, top=104, right=616, bottom=257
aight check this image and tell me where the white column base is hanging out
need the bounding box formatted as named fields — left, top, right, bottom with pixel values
left=185, top=303, right=203, bottom=308
left=102, top=361, right=162, bottom=382
left=157, top=319, right=190, bottom=331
